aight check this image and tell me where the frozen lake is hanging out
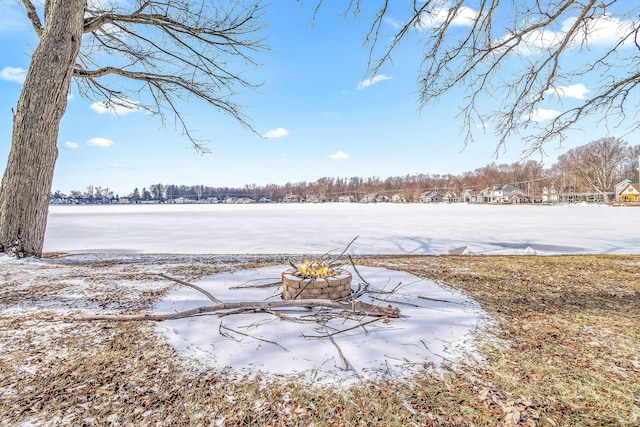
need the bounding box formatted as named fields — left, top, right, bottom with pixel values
left=44, top=203, right=639, bottom=255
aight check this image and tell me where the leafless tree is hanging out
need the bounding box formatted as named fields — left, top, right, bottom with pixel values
left=315, top=1, right=639, bottom=154
left=556, top=137, right=629, bottom=198
left=0, top=0, right=266, bottom=257
left=619, top=144, right=640, bottom=180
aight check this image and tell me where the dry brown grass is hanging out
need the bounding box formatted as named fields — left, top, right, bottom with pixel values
left=1, top=254, right=638, bottom=426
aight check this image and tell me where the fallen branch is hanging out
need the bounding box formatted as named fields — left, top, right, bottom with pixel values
left=220, top=323, right=288, bottom=352
left=329, top=336, right=350, bottom=372
left=301, top=317, right=384, bottom=339
left=70, top=299, right=400, bottom=322
left=417, top=295, right=462, bottom=305
left=159, top=273, right=222, bottom=304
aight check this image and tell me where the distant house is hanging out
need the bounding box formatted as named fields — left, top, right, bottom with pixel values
left=619, top=181, right=640, bottom=203
left=236, top=197, right=255, bottom=204
left=419, top=191, right=443, bottom=203
left=338, top=195, right=357, bottom=203
left=443, top=191, right=459, bottom=203
left=461, top=189, right=480, bottom=203
left=490, top=184, right=526, bottom=203
left=391, top=193, right=406, bottom=203
left=615, top=179, right=635, bottom=196
left=305, top=194, right=326, bottom=203
left=508, top=192, right=531, bottom=204
left=361, top=193, right=378, bottom=203
left=541, top=186, right=559, bottom=203
left=175, top=197, right=195, bottom=204
left=476, top=188, right=491, bottom=203
left=282, top=194, right=302, bottom=203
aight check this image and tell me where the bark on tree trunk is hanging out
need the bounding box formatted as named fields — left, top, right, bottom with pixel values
left=0, top=0, right=84, bottom=257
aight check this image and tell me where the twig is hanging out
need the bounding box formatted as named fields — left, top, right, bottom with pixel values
left=229, top=280, right=281, bottom=289
left=328, top=235, right=359, bottom=267
left=417, top=295, right=462, bottom=305
left=370, top=296, right=420, bottom=307
left=329, top=336, right=350, bottom=371
left=348, top=254, right=371, bottom=288
left=263, top=309, right=316, bottom=323
left=220, top=323, right=288, bottom=352
left=218, top=322, right=239, bottom=341
left=301, top=317, right=384, bottom=339
left=158, top=273, right=223, bottom=304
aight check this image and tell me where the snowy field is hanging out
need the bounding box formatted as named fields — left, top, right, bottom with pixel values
left=44, top=203, right=640, bottom=255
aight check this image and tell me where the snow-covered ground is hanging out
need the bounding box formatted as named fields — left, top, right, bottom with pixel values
left=154, top=265, right=487, bottom=383
left=44, top=203, right=640, bottom=255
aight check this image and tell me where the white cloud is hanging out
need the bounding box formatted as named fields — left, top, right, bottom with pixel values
left=529, top=108, right=561, bottom=123
left=417, top=5, right=477, bottom=29
left=64, top=141, right=79, bottom=149
left=0, top=66, right=27, bottom=83
left=328, top=151, right=349, bottom=160
left=87, top=137, right=115, bottom=147
left=262, top=128, right=289, bottom=139
left=357, top=74, right=392, bottom=90
left=545, top=83, right=590, bottom=100
left=384, top=17, right=403, bottom=30
left=498, top=13, right=635, bottom=56
left=476, top=122, right=489, bottom=131
left=90, top=100, right=141, bottom=116
left=563, top=14, right=634, bottom=47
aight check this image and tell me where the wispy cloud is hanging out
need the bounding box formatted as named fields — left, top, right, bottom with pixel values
left=0, top=66, right=27, bottom=83
left=64, top=141, right=79, bottom=149
left=87, top=137, right=115, bottom=147
left=545, top=83, right=590, bottom=100
left=328, top=151, right=349, bottom=160
left=357, top=74, right=392, bottom=90
left=498, top=14, right=635, bottom=56
left=562, top=14, right=635, bottom=47
left=529, top=108, right=561, bottom=123
left=417, top=5, right=477, bottom=29
left=90, top=100, right=141, bottom=116
left=262, top=128, right=289, bottom=139
left=384, top=17, right=403, bottom=30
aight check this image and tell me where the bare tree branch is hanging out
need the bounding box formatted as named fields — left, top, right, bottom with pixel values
left=71, top=0, right=267, bottom=150
left=20, top=0, right=43, bottom=38
left=159, top=273, right=222, bottom=304
left=323, top=0, right=640, bottom=152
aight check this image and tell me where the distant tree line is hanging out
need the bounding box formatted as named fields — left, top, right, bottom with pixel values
left=52, top=137, right=640, bottom=204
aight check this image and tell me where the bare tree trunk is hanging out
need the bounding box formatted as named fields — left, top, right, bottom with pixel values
left=0, top=0, right=84, bottom=257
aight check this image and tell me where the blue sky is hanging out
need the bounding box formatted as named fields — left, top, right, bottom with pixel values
left=0, top=1, right=638, bottom=196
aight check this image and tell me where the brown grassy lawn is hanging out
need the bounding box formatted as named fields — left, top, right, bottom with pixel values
left=1, top=254, right=638, bottom=426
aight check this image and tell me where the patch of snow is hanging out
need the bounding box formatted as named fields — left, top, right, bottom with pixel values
left=153, top=265, right=488, bottom=383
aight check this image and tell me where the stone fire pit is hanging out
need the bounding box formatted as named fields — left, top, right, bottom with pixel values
left=281, top=269, right=353, bottom=300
